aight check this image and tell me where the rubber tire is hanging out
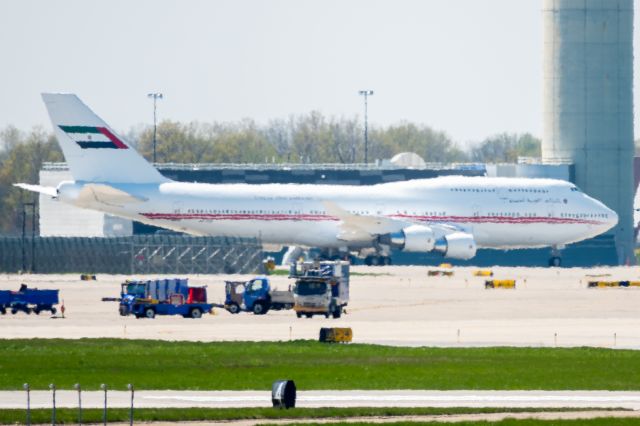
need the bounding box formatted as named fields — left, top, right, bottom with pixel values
left=33, top=308, right=40, bottom=315
left=332, top=306, right=342, bottom=319
left=51, top=307, right=57, bottom=315
left=549, top=256, right=562, bottom=267
left=144, top=308, right=155, bottom=319
left=253, top=302, right=266, bottom=315
left=11, top=308, right=17, bottom=315
left=227, top=303, right=240, bottom=314
left=305, top=313, right=313, bottom=318
left=190, top=308, right=203, bottom=319
left=296, top=312, right=302, bottom=318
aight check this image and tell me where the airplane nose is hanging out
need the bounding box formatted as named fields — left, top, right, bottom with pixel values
left=608, top=209, right=619, bottom=228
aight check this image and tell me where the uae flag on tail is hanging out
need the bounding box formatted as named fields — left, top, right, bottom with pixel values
left=59, top=125, right=128, bottom=149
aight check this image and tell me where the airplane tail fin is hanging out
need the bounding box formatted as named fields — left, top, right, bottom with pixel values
left=41, top=93, right=169, bottom=184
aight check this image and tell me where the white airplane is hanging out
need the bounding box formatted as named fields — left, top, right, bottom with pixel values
left=16, top=94, right=618, bottom=266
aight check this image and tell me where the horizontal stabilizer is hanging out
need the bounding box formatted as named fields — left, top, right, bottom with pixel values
left=13, top=183, right=57, bottom=197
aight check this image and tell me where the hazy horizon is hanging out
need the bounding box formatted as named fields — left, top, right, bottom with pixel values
left=1, top=0, right=639, bottom=147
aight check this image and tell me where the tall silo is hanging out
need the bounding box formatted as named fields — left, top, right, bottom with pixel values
left=542, top=0, right=635, bottom=264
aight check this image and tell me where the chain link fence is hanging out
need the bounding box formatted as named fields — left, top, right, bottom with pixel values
left=0, top=236, right=263, bottom=274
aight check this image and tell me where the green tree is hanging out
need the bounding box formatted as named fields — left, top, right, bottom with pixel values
left=0, top=127, right=63, bottom=235
left=471, top=133, right=541, bottom=163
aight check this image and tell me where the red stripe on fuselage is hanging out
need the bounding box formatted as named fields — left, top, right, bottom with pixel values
left=139, top=212, right=604, bottom=226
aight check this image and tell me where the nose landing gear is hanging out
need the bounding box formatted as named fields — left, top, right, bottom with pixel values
left=548, top=245, right=564, bottom=267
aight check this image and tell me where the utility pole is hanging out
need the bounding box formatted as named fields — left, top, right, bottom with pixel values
left=358, top=90, right=374, bottom=164
left=147, top=93, right=163, bottom=163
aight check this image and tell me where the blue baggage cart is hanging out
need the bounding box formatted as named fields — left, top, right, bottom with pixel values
left=0, top=291, right=11, bottom=315
left=6, top=286, right=59, bottom=315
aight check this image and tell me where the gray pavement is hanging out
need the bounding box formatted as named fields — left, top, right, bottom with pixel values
left=3, top=390, right=640, bottom=410
left=3, top=266, right=640, bottom=348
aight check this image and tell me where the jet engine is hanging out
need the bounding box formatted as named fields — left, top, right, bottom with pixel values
left=387, top=225, right=436, bottom=252
left=384, top=226, right=476, bottom=260
left=433, top=232, right=477, bottom=260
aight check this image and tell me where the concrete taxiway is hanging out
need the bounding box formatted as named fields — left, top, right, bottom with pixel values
left=3, top=390, right=640, bottom=410
left=1, top=266, right=640, bottom=348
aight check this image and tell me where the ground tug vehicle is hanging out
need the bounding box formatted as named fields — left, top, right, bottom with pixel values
left=291, top=261, right=350, bottom=319
left=118, top=278, right=213, bottom=319
left=224, top=277, right=294, bottom=315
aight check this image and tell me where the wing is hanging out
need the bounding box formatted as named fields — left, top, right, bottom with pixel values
left=322, top=201, right=410, bottom=242
left=322, top=201, right=473, bottom=243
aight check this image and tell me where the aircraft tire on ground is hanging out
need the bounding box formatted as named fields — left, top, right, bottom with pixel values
left=296, top=312, right=302, bottom=318
left=51, top=307, right=57, bottom=315
left=549, top=256, right=562, bottom=267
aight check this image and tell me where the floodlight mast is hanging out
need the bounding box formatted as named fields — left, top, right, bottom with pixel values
left=358, top=90, right=374, bottom=164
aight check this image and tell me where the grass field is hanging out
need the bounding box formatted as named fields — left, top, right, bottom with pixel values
left=1, top=339, right=640, bottom=391
left=0, top=407, right=613, bottom=425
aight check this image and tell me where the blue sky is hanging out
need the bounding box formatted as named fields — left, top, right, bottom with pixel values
left=0, top=0, right=637, bottom=146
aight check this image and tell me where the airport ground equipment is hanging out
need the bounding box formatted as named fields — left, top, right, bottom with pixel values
left=428, top=269, right=454, bottom=277
left=474, top=269, right=493, bottom=277
left=485, top=279, right=516, bottom=289
left=118, top=278, right=213, bottom=319
left=291, top=261, right=349, bottom=319
left=80, top=274, right=96, bottom=281
left=588, top=281, right=640, bottom=288
left=0, top=284, right=59, bottom=315
left=319, top=327, right=353, bottom=343
left=224, top=277, right=294, bottom=315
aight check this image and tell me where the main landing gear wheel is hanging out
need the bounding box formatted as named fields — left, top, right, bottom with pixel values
left=549, top=256, right=562, bottom=267
left=364, top=255, right=392, bottom=266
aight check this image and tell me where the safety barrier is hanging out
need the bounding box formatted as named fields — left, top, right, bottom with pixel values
left=319, top=327, right=353, bottom=343
left=428, top=270, right=454, bottom=277
left=485, top=279, right=516, bottom=289
left=587, top=281, right=640, bottom=288
left=0, top=236, right=263, bottom=274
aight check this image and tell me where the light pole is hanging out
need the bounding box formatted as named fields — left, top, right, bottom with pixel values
left=358, top=90, right=374, bottom=164
left=147, top=93, right=163, bottom=163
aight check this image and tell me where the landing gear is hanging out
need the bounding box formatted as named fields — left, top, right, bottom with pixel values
left=549, top=256, right=562, bottom=267
left=548, top=245, right=563, bottom=267
left=364, top=255, right=392, bottom=266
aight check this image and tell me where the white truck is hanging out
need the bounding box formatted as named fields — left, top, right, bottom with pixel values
left=290, top=261, right=350, bottom=319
